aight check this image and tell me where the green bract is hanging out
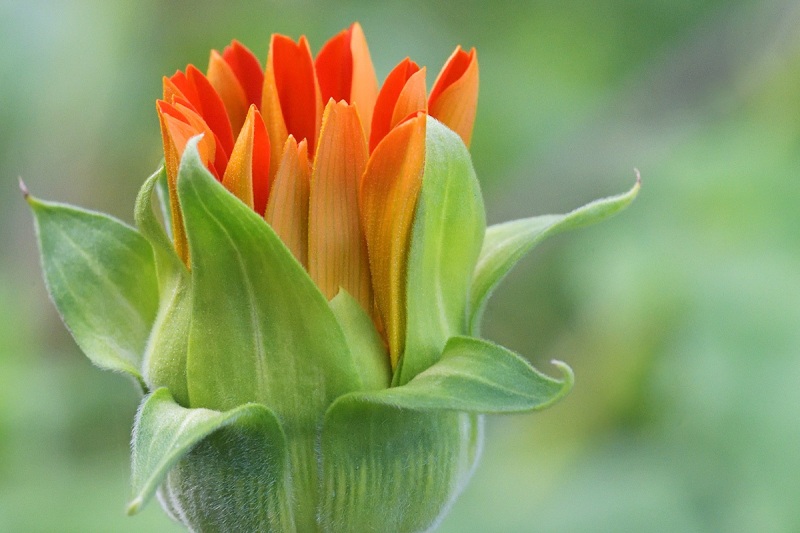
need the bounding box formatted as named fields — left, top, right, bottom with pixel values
left=28, top=118, right=638, bottom=532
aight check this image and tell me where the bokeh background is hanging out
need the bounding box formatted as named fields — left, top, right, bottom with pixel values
left=2, top=1, right=799, bottom=531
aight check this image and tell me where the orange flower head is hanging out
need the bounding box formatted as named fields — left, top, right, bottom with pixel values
left=156, top=23, right=479, bottom=366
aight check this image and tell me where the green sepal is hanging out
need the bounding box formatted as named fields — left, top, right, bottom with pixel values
left=177, top=138, right=363, bottom=528
left=177, top=138, right=362, bottom=412
left=470, top=177, right=640, bottom=333
left=134, top=167, right=191, bottom=406
left=397, top=117, right=486, bottom=386
left=154, top=165, right=173, bottom=241
left=320, top=405, right=482, bottom=533
left=128, top=388, right=294, bottom=531
left=318, top=334, right=567, bottom=531
left=134, top=166, right=185, bottom=286
left=26, top=192, right=158, bottom=389
left=330, top=290, right=391, bottom=391
left=335, top=336, right=572, bottom=414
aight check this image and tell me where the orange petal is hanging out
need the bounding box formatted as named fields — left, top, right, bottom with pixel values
left=369, top=58, right=422, bottom=152
left=390, top=67, right=427, bottom=130
left=222, top=40, right=264, bottom=110
left=171, top=102, right=217, bottom=168
left=262, top=34, right=322, bottom=181
left=250, top=109, right=271, bottom=216
left=315, top=27, right=353, bottom=104
left=164, top=70, right=236, bottom=161
left=429, top=46, right=479, bottom=147
left=265, top=136, right=311, bottom=267
left=156, top=100, right=183, bottom=201
left=308, top=100, right=371, bottom=309
left=222, top=105, right=258, bottom=209
left=217, top=104, right=267, bottom=212
left=208, top=132, right=228, bottom=181
left=186, top=65, right=236, bottom=155
left=207, top=50, right=249, bottom=136
left=156, top=101, right=202, bottom=265
left=266, top=35, right=321, bottom=154
left=359, top=113, right=426, bottom=367
left=164, top=71, right=197, bottom=104
left=316, top=23, right=378, bottom=139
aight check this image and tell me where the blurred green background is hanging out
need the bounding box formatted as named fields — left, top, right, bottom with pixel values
left=2, top=0, right=799, bottom=531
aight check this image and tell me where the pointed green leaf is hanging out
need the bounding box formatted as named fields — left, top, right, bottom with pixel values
left=135, top=168, right=191, bottom=405
left=470, top=178, right=640, bottom=333
left=397, top=117, right=486, bottom=385
left=129, top=388, right=294, bottom=531
left=27, top=194, right=158, bottom=387
left=321, top=405, right=481, bottom=533
left=338, top=336, right=572, bottom=414
left=330, top=290, right=392, bottom=391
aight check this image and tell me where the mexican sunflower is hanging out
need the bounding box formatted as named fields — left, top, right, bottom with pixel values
left=26, top=22, right=638, bottom=533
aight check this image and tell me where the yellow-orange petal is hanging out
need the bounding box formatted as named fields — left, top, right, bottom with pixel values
left=171, top=102, right=217, bottom=168
left=308, top=100, right=371, bottom=309
left=222, top=105, right=259, bottom=209
left=265, top=136, right=311, bottom=267
left=158, top=101, right=185, bottom=182
left=429, top=46, right=479, bottom=147
left=359, top=113, right=426, bottom=367
left=262, top=34, right=322, bottom=179
left=369, top=58, right=423, bottom=152
left=207, top=50, right=249, bottom=136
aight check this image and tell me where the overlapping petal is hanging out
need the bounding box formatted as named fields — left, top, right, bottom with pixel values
left=360, top=113, right=426, bottom=365
left=220, top=40, right=264, bottom=111
left=265, top=136, right=311, bottom=267
left=208, top=50, right=250, bottom=135
left=221, top=105, right=270, bottom=212
left=316, top=23, right=379, bottom=138
left=370, top=59, right=427, bottom=151
left=308, top=100, right=371, bottom=310
left=262, top=34, right=321, bottom=177
left=429, top=46, right=479, bottom=146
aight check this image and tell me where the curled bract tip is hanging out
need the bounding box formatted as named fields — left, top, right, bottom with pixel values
left=634, top=167, right=642, bottom=186
left=547, top=359, right=575, bottom=406
left=549, top=359, right=575, bottom=386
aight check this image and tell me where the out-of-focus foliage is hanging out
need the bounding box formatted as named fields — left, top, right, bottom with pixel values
left=2, top=1, right=798, bottom=531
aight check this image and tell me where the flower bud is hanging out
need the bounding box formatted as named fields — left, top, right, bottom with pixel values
left=27, top=23, right=639, bottom=532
